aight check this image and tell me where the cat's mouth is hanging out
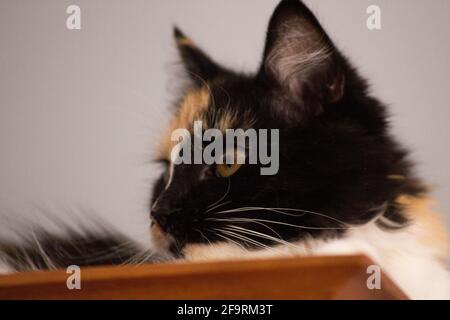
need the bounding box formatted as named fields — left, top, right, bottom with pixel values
left=150, top=217, right=212, bottom=257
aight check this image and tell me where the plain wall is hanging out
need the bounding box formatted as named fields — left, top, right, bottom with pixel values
left=0, top=0, right=449, bottom=243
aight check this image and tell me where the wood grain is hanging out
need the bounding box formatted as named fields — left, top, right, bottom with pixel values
left=0, top=255, right=408, bottom=300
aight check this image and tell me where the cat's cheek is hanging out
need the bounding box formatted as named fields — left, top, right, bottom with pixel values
left=149, top=223, right=172, bottom=252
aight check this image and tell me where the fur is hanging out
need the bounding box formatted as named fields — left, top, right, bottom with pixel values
left=0, top=0, right=448, bottom=300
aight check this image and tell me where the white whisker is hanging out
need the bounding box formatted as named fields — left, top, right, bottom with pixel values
left=211, top=228, right=248, bottom=251
left=224, top=225, right=294, bottom=248
left=207, top=179, right=231, bottom=210
left=213, top=206, right=352, bottom=227
left=218, top=229, right=270, bottom=250
left=207, top=217, right=348, bottom=230
left=195, top=228, right=212, bottom=246
left=206, top=200, right=232, bottom=213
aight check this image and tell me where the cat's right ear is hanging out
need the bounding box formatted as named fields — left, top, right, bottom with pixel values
left=174, top=27, right=229, bottom=86
left=258, top=0, right=345, bottom=126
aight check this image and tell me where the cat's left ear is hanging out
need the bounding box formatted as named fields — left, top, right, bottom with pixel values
left=174, top=27, right=230, bottom=86
left=259, top=0, right=345, bottom=125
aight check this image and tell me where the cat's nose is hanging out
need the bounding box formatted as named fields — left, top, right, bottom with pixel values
left=151, top=204, right=182, bottom=230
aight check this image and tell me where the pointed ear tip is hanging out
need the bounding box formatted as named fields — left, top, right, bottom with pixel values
left=277, top=0, right=301, bottom=8
left=173, top=26, right=184, bottom=39
left=274, top=0, right=309, bottom=15
left=173, top=26, right=196, bottom=48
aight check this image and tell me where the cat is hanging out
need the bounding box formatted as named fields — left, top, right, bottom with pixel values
left=0, top=0, right=448, bottom=299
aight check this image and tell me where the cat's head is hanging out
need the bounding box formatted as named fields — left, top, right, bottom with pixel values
left=149, top=0, right=419, bottom=256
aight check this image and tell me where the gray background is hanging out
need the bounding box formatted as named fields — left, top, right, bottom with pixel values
left=0, top=0, right=449, bottom=244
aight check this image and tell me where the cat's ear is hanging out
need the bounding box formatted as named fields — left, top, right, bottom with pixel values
left=259, top=0, right=345, bottom=125
left=174, top=27, right=229, bottom=86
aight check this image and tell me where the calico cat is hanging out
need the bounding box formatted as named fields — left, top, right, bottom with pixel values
left=0, top=0, right=448, bottom=299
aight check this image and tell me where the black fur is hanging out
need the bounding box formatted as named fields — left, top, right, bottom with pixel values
left=0, top=0, right=426, bottom=272
left=150, top=0, right=425, bottom=253
left=0, top=229, right=169, bottom=272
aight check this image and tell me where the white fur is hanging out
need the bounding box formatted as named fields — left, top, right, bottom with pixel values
left=314, top=223, right=450, bottom=300
left=183, top=222, right=450, bottom=300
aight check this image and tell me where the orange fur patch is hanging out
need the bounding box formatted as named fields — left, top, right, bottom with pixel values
left=397, top=196, right=449, bottom=261
left=157, top=86, right=256, bottom=161
left=387, top=174, right=406, bottom=181
left=158, top=88, right=210, bottom=160
left=178, top=36, right=195, bottom=47
left=150, top=223, right=172, bottom=251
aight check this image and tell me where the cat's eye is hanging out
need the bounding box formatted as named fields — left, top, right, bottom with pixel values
left=216, top=163, right=242, bottom=178
left=216, top=149, right=245, bottom=178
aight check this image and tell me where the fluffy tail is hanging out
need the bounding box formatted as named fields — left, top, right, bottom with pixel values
left=0, top=227, right=171, bottom=273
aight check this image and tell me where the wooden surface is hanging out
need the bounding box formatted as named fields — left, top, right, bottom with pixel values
left=0, top=255, right=408, bottom=300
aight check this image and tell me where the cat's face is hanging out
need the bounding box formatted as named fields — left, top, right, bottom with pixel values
left=149, top=0, right=415, bottom=255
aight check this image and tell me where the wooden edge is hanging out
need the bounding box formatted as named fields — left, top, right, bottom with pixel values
left=0, top=255, right=409, bottom=300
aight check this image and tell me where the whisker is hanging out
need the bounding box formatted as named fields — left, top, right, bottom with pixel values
left=195, top=228, right=212, bottom=246
left=206, top=179, right=231, bottom=210
left=207, top=217, right=348, bottom=230
left=224, top=225, right=294, bottom=248
left=218, top=229, right=270, bottom=250
left=213, top=206, right=352, bottom=227
left=218, top=218, right=284, bottom=240
left=269, top=207, right=353, bottom=227
left=206, top=200, right=232, bottom=213
left=210, top=228, right=249, bottom=252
